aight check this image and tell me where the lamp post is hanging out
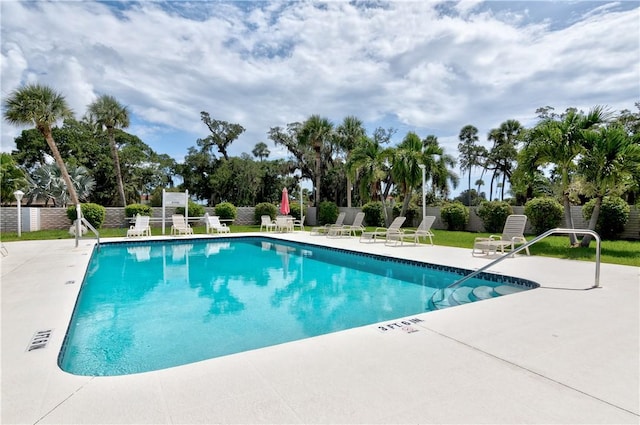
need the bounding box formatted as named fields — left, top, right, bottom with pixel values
left=418, top=164, right=426, bottom=223
left=13, top=190, right=24, bottom=237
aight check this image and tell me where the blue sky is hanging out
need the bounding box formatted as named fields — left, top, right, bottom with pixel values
left=2, top=1, right=639, bottom=196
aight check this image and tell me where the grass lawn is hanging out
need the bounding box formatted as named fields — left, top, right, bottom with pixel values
left=1, top=225, right=638, bottom=267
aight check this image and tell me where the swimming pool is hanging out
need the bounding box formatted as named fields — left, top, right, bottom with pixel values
left=59, top=237, right=537, bottom=376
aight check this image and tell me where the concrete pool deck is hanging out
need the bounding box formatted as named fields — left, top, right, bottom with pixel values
left=1, top=233, right=638, bottom=424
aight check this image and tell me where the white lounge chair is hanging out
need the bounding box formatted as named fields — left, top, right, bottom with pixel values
left=127, top=214, right=151, bottom=237
left=260, top=215, right=276, bottom=232
left=293, top=215, right=305, bottom=231
left=205, top=214, right=230, bottom=234
left=171, top=214, right=193, bottom=236
left=473, top=214, right=530, bottom=256
left=310, top=212, right=346, bottom=235
left=386, top=216, right=436, bottom=246
left=360, top=216, right=406, bottom=243
left=328, top=212, right=366, bottom=237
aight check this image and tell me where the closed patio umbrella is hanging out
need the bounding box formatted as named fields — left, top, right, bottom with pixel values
left=280, top=188, right=290, bottom=215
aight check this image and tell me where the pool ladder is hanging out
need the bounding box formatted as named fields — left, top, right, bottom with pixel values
left=429, top=228, right=602, bottom=310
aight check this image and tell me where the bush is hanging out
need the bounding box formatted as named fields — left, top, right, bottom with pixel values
left=362, top=201, right=385, bottom=227
left=524, top=197, right=564, bottom=234
left=254, top=202, right=277, bottom=222
left=440, top=202, right=469, bottom=231
left=66, top=203, right=106, bottom=229
left=476, top=201, right=513, bottom=233
left=215, top=202, right=237, bottom=220
left=289, top=201, right=303, bottom=221
left=392, top=203, right=419, bottom=227
left=175, top=201, right=206, bottom=218
left=124, top=203, right=152, bottom=217
left=317, top=201, right=339, bottom=225
left=582, top=196, right=630, bottom=239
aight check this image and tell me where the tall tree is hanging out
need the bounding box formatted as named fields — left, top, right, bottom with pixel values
left=0, top=153, right=28, bottom=205
left=458, top=125, right=482, bottom=206
left=86, top=94, right=130, bottom=206
left=199, top=111, right=245, bottom=161
left=424, top=135, right=458, bottom=200
left=526, top=106, right=610, bottom=245
left=299, top=115, right=334, bottom=204
left=336, top=116, right=366, bottom=207
left=347, top=134, right=392, bottom=204
left=252, top=142, right=270, bottom=161
left=487, top=119, right=523, bottom=200
left=577, top=125, right=640, bottom=246
left=3, top=84, right=79, bottom=206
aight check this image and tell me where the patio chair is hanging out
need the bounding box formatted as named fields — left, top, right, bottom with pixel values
left=385, top=215, right=436, bottom=246
left=293, top=215, right=305, bottom=231
left=205, top=214, right=230, bottom=234
left=275, top=216, right=294, bottom=232
left=127, top=214, right=151, bottom=237
left=360, top=216, right=406, bottom=243
left=171, top=214, right=194, bottom=236
left=260, top=215, right=276, bottom=232
left=310, top=212, right=346, bottom=235
left=328, top=212, right=366, bottom=237
left=472, top=214, right=530, bottom=256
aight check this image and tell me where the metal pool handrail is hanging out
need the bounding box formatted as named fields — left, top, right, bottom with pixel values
left=453, top=228, right=601, bottom=290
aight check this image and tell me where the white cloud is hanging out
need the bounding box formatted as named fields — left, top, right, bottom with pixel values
left=1, top=1, right=638, bottom=197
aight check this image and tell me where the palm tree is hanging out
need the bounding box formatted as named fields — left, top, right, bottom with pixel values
left=87, top=95, right=129, bottom=206
left=392, top=132, right=444, bottom=217
left=336, top=116, right=366, bottom=207
left=424, top=135, right=458, bottom=199
left=252, top=142, right=270, bottom=161
left=577, top=125, right=640, bottom=246
left=300, top=115, right=333, bottom=204
left=527, top=106, right=610, bottom=244
left=3, top=84, right=79, bottom=206
left=347, top=136, right=390, bottom=203
left=458, top=125, right=484, bottom=206
left=487, top=120, right=522, bottom=200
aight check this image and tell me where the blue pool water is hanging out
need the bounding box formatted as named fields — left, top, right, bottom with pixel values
left=59, top=237, right=536, bottom=376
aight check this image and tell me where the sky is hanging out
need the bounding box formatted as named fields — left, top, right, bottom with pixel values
left=1, top=0, right=639, bottom=197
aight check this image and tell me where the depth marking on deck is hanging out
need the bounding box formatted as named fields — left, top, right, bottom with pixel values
left=26, top=329, right=53, bottom=352
left=376, top=317, right=423, bottom=333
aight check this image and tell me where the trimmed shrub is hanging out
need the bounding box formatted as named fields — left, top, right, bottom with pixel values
left=440, top=201, right=469, bottom=231
left=254, top=202, right=277, bottom=222
left=524, top=197, right=563, bottom=234
left=393, top=203, right=419, bottom=227
left=317, top=201, right=339, bottom=225
left=582, top=196, right=630, bottom=239
left=362, top=201, right=385, bottom=227
left=124, top=203, right=152, bottom=217
left=289, top=202, right=302, bottom=221
left=66, top=203, right=106, bottom=229
left=476, top=201, right=513, bottom=233
left=175, top=201, right=205, bottom=218
left=215, top=202, right=237, bottom=220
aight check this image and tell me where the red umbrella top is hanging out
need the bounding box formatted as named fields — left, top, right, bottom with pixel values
left=280, top=188, right=290, bottom=215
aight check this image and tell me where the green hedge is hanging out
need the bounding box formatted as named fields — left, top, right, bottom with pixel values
left=124, top=203, right=152, bottom=217
left=477, top=201, right=513, bottom=233
left=254, top=202, right=277, bottom=222
left=318, top=201, right=339, bottom=225
left=583, top=197, right=630, bottom=239
left=175, top=201, right=205, bottom=217
left=215, top=202, right=237, bottom=220
left=440, top=202, right=469, bottom=231
left=66, top=203, right=106, bottom=229
left=362, top=201, right=384, bottom=227
left=524, top=197, right=563, bottom=234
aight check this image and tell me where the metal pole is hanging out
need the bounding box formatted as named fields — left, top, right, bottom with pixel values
left=418, top=165, right=426, bottom=222
left=14, top=190, right=24, bottom=237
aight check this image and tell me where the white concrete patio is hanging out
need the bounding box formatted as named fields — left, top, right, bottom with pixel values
left=1, top=233, right=638, bottom=424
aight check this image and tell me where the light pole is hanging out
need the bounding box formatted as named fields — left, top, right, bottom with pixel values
left=418, top=164, right=426, bottom=223
left=13, top=190, right=24, bottom=237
